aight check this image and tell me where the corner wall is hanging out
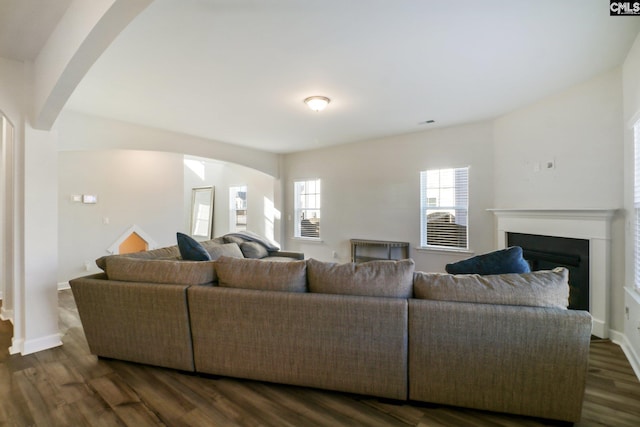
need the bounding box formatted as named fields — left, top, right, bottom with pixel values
left=494, top=67, right=626, bottom=334
left=58, top=150, right=185, bottom=282
left=281, top=121, right=496, bottom=273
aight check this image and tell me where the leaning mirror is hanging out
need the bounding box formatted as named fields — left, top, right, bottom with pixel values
left=190, top=186, right=215, bottom=238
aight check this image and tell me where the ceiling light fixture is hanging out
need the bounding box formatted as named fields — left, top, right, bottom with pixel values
left=304, top=96, right=330, bottom=112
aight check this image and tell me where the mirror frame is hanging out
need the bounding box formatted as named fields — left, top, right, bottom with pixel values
left=190, top=186, right=215, bottom=238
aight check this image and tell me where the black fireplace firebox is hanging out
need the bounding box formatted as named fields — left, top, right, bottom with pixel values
left=507, top=232, right=589, bottom=311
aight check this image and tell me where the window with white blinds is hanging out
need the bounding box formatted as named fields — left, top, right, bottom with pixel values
left=420, top=167, right=469, bottom=249
left=229, top=185, right=247, bottom=232
left=634, top=120, right=640, bottom=290
left=294, top=179, right=321, bottom=239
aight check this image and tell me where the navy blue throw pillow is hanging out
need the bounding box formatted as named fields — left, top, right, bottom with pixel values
left=445, top=246, right=530, bottom=275
left=177, top=232, right=212, bottom=261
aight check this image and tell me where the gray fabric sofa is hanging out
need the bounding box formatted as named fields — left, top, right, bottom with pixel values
left=69, top=249, right=591, bottom=423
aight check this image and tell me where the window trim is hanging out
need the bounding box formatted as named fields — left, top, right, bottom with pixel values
left=293, top=178, right=321, bottom=240
left=419, top=166, right=470, bottom=250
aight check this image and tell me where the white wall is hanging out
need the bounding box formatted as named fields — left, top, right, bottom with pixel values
left=623, top=32, right=640, bottom=375
left=494, top=68, right=626, bottom=333
left=282, top=121, right=495, bottom=272
left=58, top=150, right=185, bottom=282
left=183, top=157, right=278, bottom=244
left=494, top=68, right=623, bottom=209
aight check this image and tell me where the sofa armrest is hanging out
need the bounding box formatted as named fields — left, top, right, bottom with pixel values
left=69, top=275, right=195, bottom=371
left=266, top=250, right=304, bottom=260
left=408, top=299, right=591, bottom=422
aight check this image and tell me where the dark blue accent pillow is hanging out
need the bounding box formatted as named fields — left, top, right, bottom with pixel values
left=177, top=232, right=212, bottom=261
left=445, top=246, right=530, bottom=275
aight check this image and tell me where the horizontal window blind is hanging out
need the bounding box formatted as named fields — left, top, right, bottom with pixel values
left=420, top=167, right=469, bottom=249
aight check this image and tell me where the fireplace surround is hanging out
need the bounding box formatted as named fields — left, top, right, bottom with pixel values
left=489, top=209, right=617, bottom=338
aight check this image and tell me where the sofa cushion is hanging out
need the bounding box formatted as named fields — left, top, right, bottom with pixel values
left=307, top=258, right=415, bottom=298
left=240, top=241, right=269, bottom=259
left=201, top=242, right=244, bottom=260
left=413, top=267, right=569, bottom=309
left=104, top=256, right=216, bottom=285
left=177, top=232, right=211, bottom=261
left=95, top=245, right=181, bottom=270
left=445, top=246, right=530, bottom=275
left=215, top=256, right=307, bottom=292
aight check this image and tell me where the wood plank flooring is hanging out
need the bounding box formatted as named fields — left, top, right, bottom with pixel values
left=1, top=290, right=640, bottom=426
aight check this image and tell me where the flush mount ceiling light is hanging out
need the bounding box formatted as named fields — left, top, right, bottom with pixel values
left=304, top=96, right=331, bottom=112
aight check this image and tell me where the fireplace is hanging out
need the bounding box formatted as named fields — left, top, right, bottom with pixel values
left=507, top=232, right=589, bottom=311
left=489, top=209, right=617, bottom=338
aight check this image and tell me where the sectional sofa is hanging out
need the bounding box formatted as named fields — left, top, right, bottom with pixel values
left=69, top=241, right=592, bottom=423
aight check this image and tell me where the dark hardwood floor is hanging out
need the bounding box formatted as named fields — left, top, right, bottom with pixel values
left=1, top=290, right=640, bottom=426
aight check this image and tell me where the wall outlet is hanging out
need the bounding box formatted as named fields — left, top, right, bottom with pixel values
left=83, top=260, right=91, bottom=271
left=332, top=251, right=338, bottom=258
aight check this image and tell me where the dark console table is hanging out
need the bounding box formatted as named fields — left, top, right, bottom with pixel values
left=350, top=239, right=410, bottom=263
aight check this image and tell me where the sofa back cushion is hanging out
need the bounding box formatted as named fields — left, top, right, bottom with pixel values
left=413, top=267, right=569, bottom=309
left=239, top=241, right=269, bottom=259
left=200, top=242, right=244, bottom=260
left=215, top=256, right=307, bottom=292
left=104, top=256, right=216, bottom=285
left=307, top=258, right=415, bottom=298
left=95, top=245, right=180, bottom=270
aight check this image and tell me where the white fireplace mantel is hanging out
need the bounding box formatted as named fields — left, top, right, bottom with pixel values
left=488, top=208, right=619, bottom=338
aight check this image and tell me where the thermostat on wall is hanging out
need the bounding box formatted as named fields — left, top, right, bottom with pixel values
left=82, top=194, right=98, bottom=204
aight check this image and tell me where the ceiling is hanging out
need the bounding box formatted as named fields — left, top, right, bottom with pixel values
left=0, top=0, right=71, bottom=62
left=2, top=1, right=640, bottom=154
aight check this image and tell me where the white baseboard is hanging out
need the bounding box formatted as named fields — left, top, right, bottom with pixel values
left=610, top=329, right=640, bottom=382
left=592, top=318, right=607, bottom=338
left=12, top=333, right=63, bottom=355
left=57, top=281, right=70, bottom=291
left=8, top=338, right=23, bottom=355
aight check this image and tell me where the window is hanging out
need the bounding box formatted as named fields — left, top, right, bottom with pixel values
left=229, top=186, right=247, bottom=232
left=294, top=179, right=321, bottom=239
left=634, top=120, right=640, bottom=290
left=420, top=167, right=469, bottom=249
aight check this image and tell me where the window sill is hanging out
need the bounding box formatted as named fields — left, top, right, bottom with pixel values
left=291, top=237, right=324, bottom=243
left=625, top=286, right=640, bottom=305
left=415, top=246, right=474, bottom=256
